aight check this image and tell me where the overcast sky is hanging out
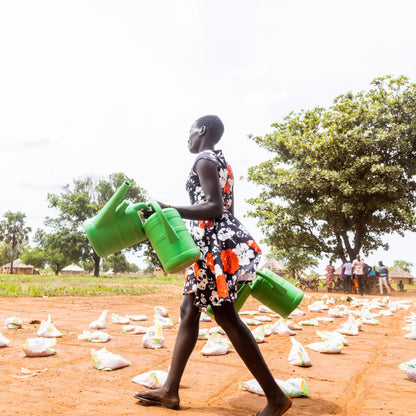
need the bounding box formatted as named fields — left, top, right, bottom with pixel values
left=1, top=0, right=416, bottom=272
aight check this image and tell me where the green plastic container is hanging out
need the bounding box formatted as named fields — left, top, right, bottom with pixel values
left=251, top=269, right=304, bottom=318
left=204, top=283, right=252, bottom=319
left=144, top=200, right=201, bottom=274
left=83, top=182, right=149, bottom=258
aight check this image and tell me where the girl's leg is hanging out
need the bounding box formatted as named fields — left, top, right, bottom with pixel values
left=212, top=301, right=292, bottom=416
left=134, top=293, right=201, bottom=405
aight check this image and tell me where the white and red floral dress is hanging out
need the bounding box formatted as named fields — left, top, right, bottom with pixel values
left=183, top=150, right=262, bottom=309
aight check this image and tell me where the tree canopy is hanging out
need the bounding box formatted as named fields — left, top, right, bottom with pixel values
left=247, top=75, right=416, bottom=265
left=45, top=172, right=148, bottom=276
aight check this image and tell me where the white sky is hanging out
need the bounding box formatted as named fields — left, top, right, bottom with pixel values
left=1, top=0, right=416, bottom=272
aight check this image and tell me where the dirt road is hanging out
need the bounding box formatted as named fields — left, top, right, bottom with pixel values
left=1, top=287, right=415, bottom=416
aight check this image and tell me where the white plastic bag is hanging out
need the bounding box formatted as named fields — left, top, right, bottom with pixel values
left=122, top=325, right=147, bottom=335
left=288, top=337, right=312, bottom=367
left=200, top=311, right=212, bottom=322
left=5, top=317, right=23, bottom=329
left=131, top=370, right=168, bottom=388
left=307, top=340, right=344, bottom=354
left=153, top=314, right=174, bottom=329
left=154, top=306, right=169, bottom=317
left=127, top=314, right=147, bottom=321
left=272, top=320, right=296, bottom=336
left=336, top=315, right=359, bottom=336
left=299, top=319, right=319, bottom=327
left=91, top=347, right=130, bottom=371
left=111, top=313, right=130, bottom=324
left=22, top=338, right=57, bottom=357
left=239, top=377, right=309, bottom=397
left=200, top=333, right=231, bottom=356
left=316, top=330, right=348, bottom=346
left=90, top=310, right=107, bottom=329
left=142, top=325, right=164, bottom=349
left=0, top=332, right=11, bottom=347
left=78, top=330, right=112, bottom=343
left=398, top=359, right=416, bottom=382
left=254, top=315, right=272, bottom=322
left=258, top=305, right=272, bottom=313
left=251, top=325, right=265, bottom=343
left=404, top=324, right=416, bottom=340
left=37, top=315, right=62, bottom=338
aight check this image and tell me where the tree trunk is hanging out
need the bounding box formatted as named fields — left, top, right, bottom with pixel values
left=94, top=252, right=100, bottom=277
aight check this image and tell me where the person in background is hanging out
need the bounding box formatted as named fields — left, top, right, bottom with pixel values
left=398, top=280, right=406, bottom=292
left=352, top=255, right=366, bottom=296
left=378, top=261, right=391, bottom=295
left=133, top=115, right=292, bottom=416
left=366, top=265, right=377, bottom=294
left=342, top=260, right=353, bottom=294
left=326, top=260, right=335, bottom=292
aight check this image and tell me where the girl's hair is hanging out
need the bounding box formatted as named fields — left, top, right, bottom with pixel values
left=196, top=115, right=224, bottom=144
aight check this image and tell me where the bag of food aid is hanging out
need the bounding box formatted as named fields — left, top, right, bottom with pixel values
left=239, top=377, right=309, bottom=397
left=5, top=317, right=23, bottom=329
left=288, top=337, right=312, bottom=367
left=37, top=315, right=62, bottom=338
left=272, top=320, right=296, bottom=336
left=142, top=325, right=164, bottom=349
left=127, top=314, right=147, bottom=321
left=307, top=340, right=344, bottom=354
left=122, top=325, right=147, bottom=335
left=404, top=324, right=416, bottom=340
left=336, top=315, right=359, bottom=336
left=209, top=326, right=226, bottom=335
left=22, top=338, right=57, bottom=357
left=398, top=359, right=416, bottom=382
left=198, top=328, right=210, bottom=340
left=254, top=315, right=272, bottom=323
left=251, top=325, right=265, bottom=343
left=263, top=323, right=273, bottom=337
left=200, top=311, right=212, bottom=322
left=78, top=330, right=112, bottom=343
left=131, top=370, right=168, bottom=389
left=153, top=314, right=174, bottom=329
left=111, top=313, right=130, bottom=324
left=91, top=347, right=130, bottom=371
left=0, top=332, right=11, bottom=347
left=154, top=306, right=169, bottom=317
left=258, top=305, right=272, bottom=313
left=90, top=310, right=107, bottom=330
left=316, top=330, right=348, bottom=346
left=201, top=333, right=231, bottom=356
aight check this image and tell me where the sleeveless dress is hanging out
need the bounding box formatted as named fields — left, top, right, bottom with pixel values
left=183, top=149, right=262, bottom=309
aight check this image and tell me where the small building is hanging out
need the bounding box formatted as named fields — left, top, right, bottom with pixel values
left=387, top=266, right=415, bottom=285
left=1, top=259, right=37, bottom=275
left=61, top=264, right=84, bottom=275
left=261, top=259, right=288, bottom=276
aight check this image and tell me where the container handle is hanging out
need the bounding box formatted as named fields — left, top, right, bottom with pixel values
left=149, top=200, right=179, bottom=244
left=132, top=202, right=151, bottom=211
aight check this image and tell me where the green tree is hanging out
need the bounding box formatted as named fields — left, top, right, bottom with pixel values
left=247, top=76, right=416, bottom=264
left=392, top=260, right=414, bottom=273
left=46, top=172, right=148, bottom=276
left=0, top=211, right=31, bottom=273
left=34, top=229, right=85, bottom=275
left=20, top=246, right=46, bottom=270
left=268, top=248, right=318, bottom=279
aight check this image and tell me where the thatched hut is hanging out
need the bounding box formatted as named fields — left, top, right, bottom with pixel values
left=61, top=264, right=84, bottom=275
left=1, top=259, right=36, bottom=275
left=261, top=259, right=288, bottom=276
left=387, top=266, right=415, bottom=285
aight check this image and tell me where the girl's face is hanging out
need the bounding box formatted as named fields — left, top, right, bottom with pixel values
left=188, top=121, right=202, bottom=153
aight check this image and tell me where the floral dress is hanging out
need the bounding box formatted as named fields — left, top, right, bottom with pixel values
left=183, top=149, right=262, bottom=309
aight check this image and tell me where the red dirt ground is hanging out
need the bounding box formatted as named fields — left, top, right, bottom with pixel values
left=1, top=287, right=415, bottom=416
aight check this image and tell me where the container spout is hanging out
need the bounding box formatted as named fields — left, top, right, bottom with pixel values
left=93, top=182, right=130, bottom=227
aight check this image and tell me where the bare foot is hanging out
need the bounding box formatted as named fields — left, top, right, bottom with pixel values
left=253, top=395, right=292, bottom=416
left=133, top=388, right=180, bottom=410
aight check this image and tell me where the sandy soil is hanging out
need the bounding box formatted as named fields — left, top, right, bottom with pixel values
left=1, top=286, right=415, bottom=416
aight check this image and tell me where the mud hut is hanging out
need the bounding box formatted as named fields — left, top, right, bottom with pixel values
left=261, top=259, right=288, bottom=276
left=1, top=259, right=36, bottom=275
left=387, top=266, right=415, bottom=285
left=61, top=264, right=84, bottom=275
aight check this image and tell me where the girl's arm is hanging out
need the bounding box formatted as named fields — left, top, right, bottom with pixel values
left=159, top=158, right=224, bottom=221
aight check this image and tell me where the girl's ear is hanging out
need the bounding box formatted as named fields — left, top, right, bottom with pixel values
left=200, top=125, right=206, bottom=135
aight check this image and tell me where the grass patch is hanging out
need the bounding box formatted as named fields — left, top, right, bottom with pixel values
left=0, top=273, right=184, bottom=297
